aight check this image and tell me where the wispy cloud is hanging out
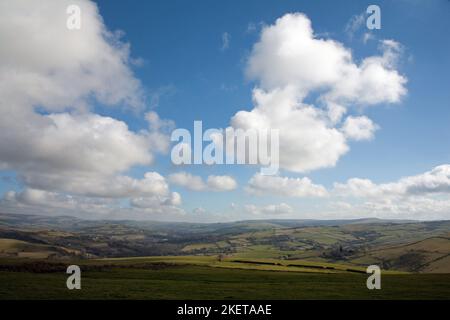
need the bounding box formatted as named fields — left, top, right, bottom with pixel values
left=344, top=12, right=365, bottom=40
left=221, top=32, right=230, bottom=51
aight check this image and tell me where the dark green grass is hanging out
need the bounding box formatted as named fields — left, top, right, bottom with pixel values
left=0, top=265, right=449, bottom=300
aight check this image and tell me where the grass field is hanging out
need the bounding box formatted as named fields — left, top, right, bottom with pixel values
left=0, top=256, right=449, bottom=300
left=1, top=265, right=449, bottom=300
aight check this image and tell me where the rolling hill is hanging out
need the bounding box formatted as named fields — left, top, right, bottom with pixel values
left=0, top=213, right=449, bottom=273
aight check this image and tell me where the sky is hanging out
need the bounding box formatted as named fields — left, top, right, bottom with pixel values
left=0, top=0, right=449, bottom=221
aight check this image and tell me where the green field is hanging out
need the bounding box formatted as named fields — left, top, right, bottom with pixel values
left=0, top=256, right=449, bottom=300
left=0, top=265, right=449, bottom=300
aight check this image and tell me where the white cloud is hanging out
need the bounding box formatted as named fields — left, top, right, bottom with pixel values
left=207, top=175, right=238, bottom=191
left=246, top=173, right=328, bottom=197
left=168, top=172, right=207, bottom=191
left=0, top=0, right=162, bottom=179
left=0, top=0, right=143, bottom=111
left=3, top=113, right=150, bottom=176
left=324, top=40, right=407, bottom=106
left=230, top=13, right=407, bottom=173
left=2, top=111, right=173, bottom=199
left=335, top=165, right=450, bottom=198
left=145, top=111, right=175, bottom=154
left=241, top=165, right=450, bottom=220
left=342, top=116, right=378, bottom=141
left=334, top=178, right=381, bottom=198
left=2, top=188, right=185, bottom=220
left=332, top=165, right=450, bottom=219
left=4, top=189, right=76, bottom=208
left=23, top=171, right=170, bottom=199
left=168, top=172, right=237, bottom=192
left=0, top=0, right=179, bottom=217
left=230, top=87, right=349, bottom=172
left=363, top=32, right=375, bottom=44
left=344, top=13, right=365, bottom=39
left=246, top=14, right=406, bottom=103
left=245, top=203, right=293, bottom=215
left=344, top=13, right=376, bottom=44
left=130, top=191, right=182, bottom=208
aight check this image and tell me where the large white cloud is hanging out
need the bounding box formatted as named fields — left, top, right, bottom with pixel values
left=0, top=0, right=180, bottom=217
left=3, top=113, right=150, bottom=176
left=246, top=13, right=406, bottom=105
left=231, top=87, right=349, bottom=172
left=0, top=0, right=143, bottom=110
left=231, top=13, right=407, bottom=173
left=0, top=0, right=156, bottom=177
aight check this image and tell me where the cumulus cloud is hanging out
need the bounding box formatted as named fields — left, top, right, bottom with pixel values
left=2, top=188, right=185, bottom=220
left=0, top=0, right=143, bottom=111
left=5, top=189, right=79, bottom=208
left=246, top=14, right=406, bottom=103
left=231, top=87, right=349, bottom=172
left=207, top=175, right=238, bottom=191
left=0, top=0, right=159, bottom=176
left=230, top=13, right=407, bottom=173
left=23, top=171, right=170, bottom=199
left=244, top=165, right=450, bottom=220
left=0, top=0, right=180, bottom=217
left=324, top=40, right=406, bottom=106
left=332, top=165, right=450, bottom=219
left=168, top=172, right=207, bottom=191
left=246, top=173, right=328, bottom=197
left=168, top=172, right=237, bottom=192
left=3, top=113, right=151, bottom=176
left=130, top=192, right=182, bottom=208
left=342, top=116, right=378, bottom=141
left=334, top=165, right=450, bottom=198
left=245, top=203, right=293, bottom=215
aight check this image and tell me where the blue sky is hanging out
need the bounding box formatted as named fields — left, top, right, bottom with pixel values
left=0, top=0, right=449, bottom=221
left=95, top=0, right=450, bottom=180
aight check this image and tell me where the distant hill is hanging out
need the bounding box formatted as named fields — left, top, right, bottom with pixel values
left=0, top=212, right=417, bottom=230
left=0, top=212, right=448, bottom=272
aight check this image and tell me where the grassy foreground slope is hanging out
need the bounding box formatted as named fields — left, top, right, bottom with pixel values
left=0, top=256, right=449, bottom=300
left=0, top=263, right=449, bottom=300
